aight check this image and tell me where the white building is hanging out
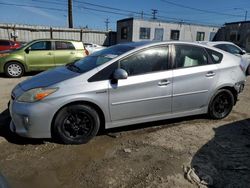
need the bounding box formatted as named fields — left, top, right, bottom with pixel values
left=117, top=18, right=219, bottom=43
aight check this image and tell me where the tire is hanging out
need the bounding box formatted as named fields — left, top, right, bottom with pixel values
left=208, top=89, right=234, bottom=119
left=4, top=62, right=24, bottom=78
left=53, top=104, right=100, bottom=144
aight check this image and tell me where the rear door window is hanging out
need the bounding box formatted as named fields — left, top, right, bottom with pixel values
left=174, top=45, right=208, bottom=68
left=55, top=41, right=75, bottom=50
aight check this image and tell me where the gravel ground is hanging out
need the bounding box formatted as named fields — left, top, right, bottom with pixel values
left=0, top=74, right=249, bottom=188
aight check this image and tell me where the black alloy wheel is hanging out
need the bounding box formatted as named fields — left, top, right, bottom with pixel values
left=209, top=89, right=234, bottom=119
left=53, top=105, right=100, bottom=144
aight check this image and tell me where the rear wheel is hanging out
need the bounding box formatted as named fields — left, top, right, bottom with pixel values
left=208, top=89, right=234, bottom=119
left=4, top=62, right=24, bottom=78
left=53, top=104, right=100, bottom=144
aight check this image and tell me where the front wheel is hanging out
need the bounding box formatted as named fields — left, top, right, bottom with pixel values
left=53, top=105, right=100, bottom=144
left=4, top=62, right=24, bottom=78
left=208, top=89, right=234, bottom=119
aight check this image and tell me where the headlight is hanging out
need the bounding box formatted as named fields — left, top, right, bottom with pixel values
left=17, top=88, right=58, bottom=103
left=0, top=53, right=10, bottom=58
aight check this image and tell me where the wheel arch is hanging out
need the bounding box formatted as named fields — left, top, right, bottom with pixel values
left=216, top=86, right=238, bottom=105
left=4, top=60, right=27, bottom=72
left=51, top=100, right=106, bottom=135
left=208, top=85, right=238, bottom=113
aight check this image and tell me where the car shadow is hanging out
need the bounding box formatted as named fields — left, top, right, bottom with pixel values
left=0, top=109, right=48, bottom=145
left=0, top=71, right=41, bottom=78
left=101, top=114, right=208, bottom=136
left=191, top=118, right=250, bottom=187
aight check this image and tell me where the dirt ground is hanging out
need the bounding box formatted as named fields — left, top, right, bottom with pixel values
left=0, top=74, right=249, bottom=188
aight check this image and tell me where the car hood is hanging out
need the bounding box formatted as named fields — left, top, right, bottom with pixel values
left=19, top=66, right=80, bottom=91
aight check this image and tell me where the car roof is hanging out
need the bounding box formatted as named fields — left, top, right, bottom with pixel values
left=199, top=41, right=237, bottom=46
left=117, top=40, right=214, bottom=50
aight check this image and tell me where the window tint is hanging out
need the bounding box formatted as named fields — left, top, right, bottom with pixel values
left=174, top=45, right=208, bottom=68
left=139, top=27, right=150, bottom=39
left=120, top=46, right=169, bottom=76
left=88, top=61, right=118, bottom=82
left=206, top=48, right=223, bottom=64
left=226, top=44, right=242, bottom=54
left=214, top=44, right=228, bottom=52
left=170, top=30, right=180, bottom=40
left=55, top=41, right=75, bottom=50
left=0, top=40, right=10, bottom=46
left=30, top=41, right=51, bottom=50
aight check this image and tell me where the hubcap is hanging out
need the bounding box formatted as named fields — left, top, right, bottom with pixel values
left=7, top=64, right=22, bottom=77
left=62, top=111, right=93, bottom=138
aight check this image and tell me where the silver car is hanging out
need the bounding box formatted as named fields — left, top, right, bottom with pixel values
left=9, top=41, right=248, bottom=144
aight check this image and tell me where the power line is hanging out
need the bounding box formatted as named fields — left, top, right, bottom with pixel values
left=0, top=2, right=67, bottom=12
left=160, top=0, right=242, bottom=17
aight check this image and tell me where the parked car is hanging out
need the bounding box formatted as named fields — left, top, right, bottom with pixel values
left=200, top=41, right=250, bottom=74
left=9, top=41, right=248, bottom=144
left=0, top=39, right=21, bottom=51
left=0, top=39, right=88, bottom=78
left=83, top=42, right=106, bottom=54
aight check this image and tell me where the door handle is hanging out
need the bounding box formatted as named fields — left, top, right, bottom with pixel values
left=158, top=79, right=170, bottom=86
left=206, top=71, right=215, bottom=77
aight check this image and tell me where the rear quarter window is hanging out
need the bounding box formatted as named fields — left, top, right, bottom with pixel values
left=206, top=48, right=223, bottom=64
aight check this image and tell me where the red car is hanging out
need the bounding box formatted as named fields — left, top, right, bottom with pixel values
left=0, top=39, right=21, bottom=51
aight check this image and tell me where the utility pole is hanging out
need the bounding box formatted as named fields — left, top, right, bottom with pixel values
left=152, top=9, right=158, bottom=19
left=245, top=10, right=248, bottom=21
left=105, top=18, right=110, bottom=31
left=141, top=11, right=144, bottom=19
left=68, top=0, right=73, bottom=28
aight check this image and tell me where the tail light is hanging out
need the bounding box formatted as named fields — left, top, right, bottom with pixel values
left=84, top=48, right=89, bottom=56
left=239, top=64, right=244, bottom=72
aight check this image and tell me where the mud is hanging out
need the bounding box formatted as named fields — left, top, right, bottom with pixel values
left=0, top=74, right=249, bottom=188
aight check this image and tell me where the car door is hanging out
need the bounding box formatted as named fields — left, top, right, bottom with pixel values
left=54, top=41, right=77, bottom=66
left=25, top=41, right=54, bottom=70
left=109, top=45, right=172, bottom=121
left=172, top=44, right=219, bottom=113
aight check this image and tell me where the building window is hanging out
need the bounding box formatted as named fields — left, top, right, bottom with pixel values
left=170, top=30, right=180, bottom=40
left=139, top=27, right=151, bottom=39
left=196, top=32, right=205, bottom=41
left=121, top=27, right=128, bottom=39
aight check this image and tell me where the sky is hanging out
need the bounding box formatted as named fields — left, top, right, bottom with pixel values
left=0, top=0, right=249, bottom=31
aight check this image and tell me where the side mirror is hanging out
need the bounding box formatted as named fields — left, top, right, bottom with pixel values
left=25, top=47, right=31, bottom=54
left=113, top=68, right=128, bottom=80
left=240, top=50, right=246, bottom=55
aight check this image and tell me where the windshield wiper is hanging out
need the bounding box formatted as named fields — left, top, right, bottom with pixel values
left=66, top=63, right=81, bottom=73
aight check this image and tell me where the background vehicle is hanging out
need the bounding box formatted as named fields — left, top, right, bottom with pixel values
left=9, top=41, right=247, bottom=144
left=0, top=39, right=21, bottom=51
left=0, top=39, right=88, bottom=78
left=83, top=42, right=106, bottom=54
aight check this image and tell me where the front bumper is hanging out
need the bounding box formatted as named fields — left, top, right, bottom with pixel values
left=9, top=99, right=55, bottom=138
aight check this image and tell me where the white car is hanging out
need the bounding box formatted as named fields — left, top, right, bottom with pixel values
left=200, top=41, right=250, bottom=75
left=83, top=43, right=106, bottom=54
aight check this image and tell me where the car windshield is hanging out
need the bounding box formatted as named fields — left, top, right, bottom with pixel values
left=68, top=44, right=135, bottom=73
